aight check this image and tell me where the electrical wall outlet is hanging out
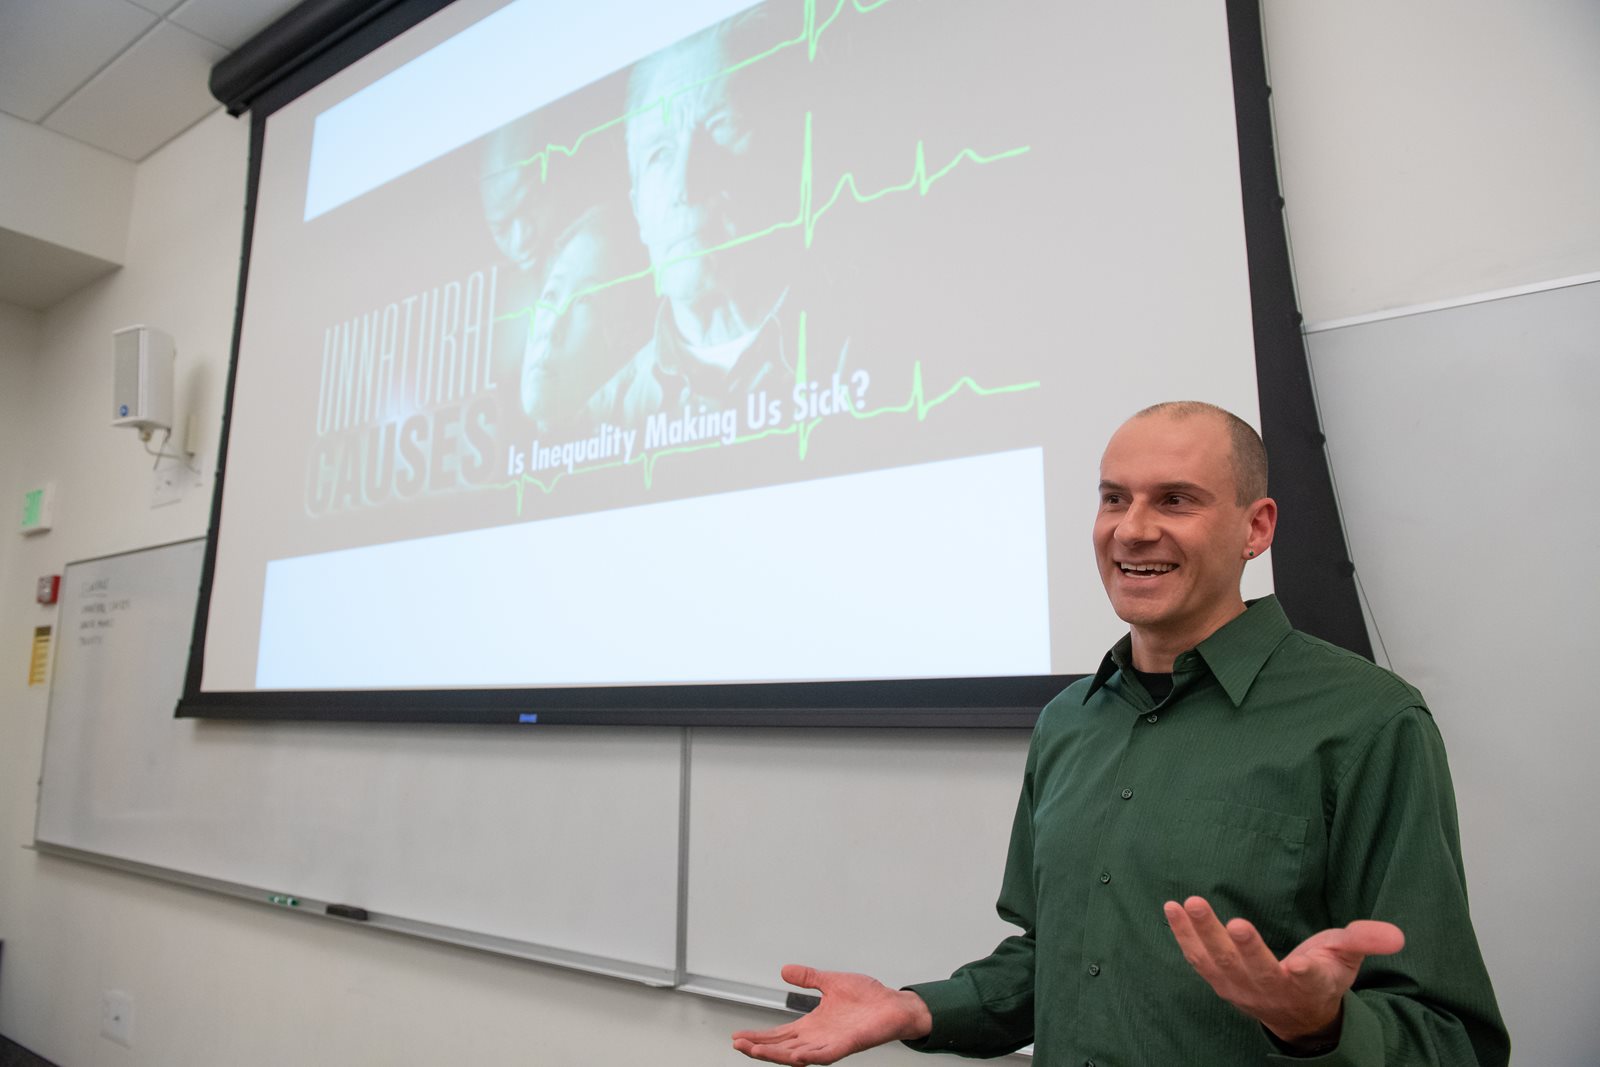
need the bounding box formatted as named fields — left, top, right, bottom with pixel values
left=101, top=990, right=134, bottom=1047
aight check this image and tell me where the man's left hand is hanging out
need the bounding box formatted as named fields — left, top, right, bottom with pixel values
left=1163, top=896, right=1405, bottom=1052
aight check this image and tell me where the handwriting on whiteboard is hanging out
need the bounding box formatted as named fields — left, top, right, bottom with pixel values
left=77, top=583, right=134, bottom=645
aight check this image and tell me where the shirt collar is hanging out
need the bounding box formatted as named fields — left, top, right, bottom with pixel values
left=1082, top=595, right=1293, bottom=707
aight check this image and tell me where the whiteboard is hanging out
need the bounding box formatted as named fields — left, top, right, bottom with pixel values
left=31, top=537, right=1051, bottom=1030
left=1305, top=278, right=1600, bottom=1066
left=34, top=539, right=685, bottom=981
left=683, top=728, right=1030, bottom=1003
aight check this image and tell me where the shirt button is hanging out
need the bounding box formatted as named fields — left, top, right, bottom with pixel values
left=1120, top=787, right=1133, bottom=800
left=1088, top=963, right=1101, bottom=977
left=1100, top=871, right=1111, bottom=884
left=1146, top=713, right=1159, bottom=723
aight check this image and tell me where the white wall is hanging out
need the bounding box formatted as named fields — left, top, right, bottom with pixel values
left=1263, top=0, right=1600, bottom=326
left=0, top=302, right=39, bottom=495
left=0, top=300, right=44, bottom=886
left=2, top=2, right=1598, bottom=1064
left=0, top=113, right=134, bottom=266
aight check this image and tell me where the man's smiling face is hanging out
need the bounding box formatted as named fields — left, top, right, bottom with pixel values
left=1093, top=410, right=1273, bottom=662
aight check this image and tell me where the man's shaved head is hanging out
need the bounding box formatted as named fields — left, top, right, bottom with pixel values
left=1131, top=401, right=1268, bottom=505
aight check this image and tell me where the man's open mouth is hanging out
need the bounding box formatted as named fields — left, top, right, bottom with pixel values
left=1119, top=563, right=1177, bottom=576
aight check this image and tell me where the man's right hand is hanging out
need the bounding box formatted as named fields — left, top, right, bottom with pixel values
left=730, top=964, right=934, bottom=1065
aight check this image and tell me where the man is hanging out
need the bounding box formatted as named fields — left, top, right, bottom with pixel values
left=732, top=402, right=1508, bottom=1065
left=480, top=115, right=560, bottom=277
left=519, top=204, right=652, bottom=432
left=587, top=10, right=803, bottom=429
left=479, top=115, right=566, bottom=407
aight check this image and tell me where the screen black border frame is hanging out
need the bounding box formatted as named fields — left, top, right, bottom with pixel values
left=178, top=0, right=1366, bottom=728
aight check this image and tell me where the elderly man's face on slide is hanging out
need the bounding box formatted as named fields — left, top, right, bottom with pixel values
left=626, top=24, right=797, bottom=305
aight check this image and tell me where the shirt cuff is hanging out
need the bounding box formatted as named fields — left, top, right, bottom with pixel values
left=899, top=978, right=979, bottom=1053
left=1263, top=991, right=1384, bottom=1066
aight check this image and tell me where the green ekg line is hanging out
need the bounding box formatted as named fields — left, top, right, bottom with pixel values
left=739, top=361, right=1042, bottom=465
left=494, top=311, right=1040, bottom=515
left=502, top=110, right=1031, bottom=325
left=494, top=0, right=894, bottom=188
left=851, top=362, right=1040, bottom=426
left=686, top=110, right=1032, bottom=258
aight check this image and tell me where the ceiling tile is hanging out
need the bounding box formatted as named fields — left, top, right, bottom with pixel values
left=168, top=0, right=303, bottom=50
left=0, top=0, right=157, bottom=122
left=43, top=21, right=228, bottom=161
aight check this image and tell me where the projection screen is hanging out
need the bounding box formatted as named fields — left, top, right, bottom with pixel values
left=181, top=0, right=1343, bottom=725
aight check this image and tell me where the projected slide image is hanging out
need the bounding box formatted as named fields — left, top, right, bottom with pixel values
left=205, top=0, right=1263, bottom=693
left=294, top=0, right=1050, bottom=536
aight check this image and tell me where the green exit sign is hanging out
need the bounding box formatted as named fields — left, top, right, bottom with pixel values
left=20, top=484, right=54, bottom=535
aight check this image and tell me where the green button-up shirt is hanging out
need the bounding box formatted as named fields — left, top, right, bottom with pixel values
left=907, top=596, right=1507, bottom=1065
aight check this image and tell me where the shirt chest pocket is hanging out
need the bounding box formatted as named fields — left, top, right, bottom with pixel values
left=1162, top=798, right=1311, bottom=942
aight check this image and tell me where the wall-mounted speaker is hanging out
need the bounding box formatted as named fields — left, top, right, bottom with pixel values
left=111, top=325, right=175, bottom=433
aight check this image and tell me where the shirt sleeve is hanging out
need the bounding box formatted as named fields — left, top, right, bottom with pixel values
left=900, top=739, right=1040, bottom=1058
left=1263, top=706, right=1509, bottom=1066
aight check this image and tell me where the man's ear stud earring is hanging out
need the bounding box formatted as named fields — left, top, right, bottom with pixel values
left=1246, top=550, right=1256, bottom=557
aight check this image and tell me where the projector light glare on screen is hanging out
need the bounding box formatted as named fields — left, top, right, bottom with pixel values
left=256, top=449, right=1051, bottom=688
left=304, top=0, right=762, bottom=219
